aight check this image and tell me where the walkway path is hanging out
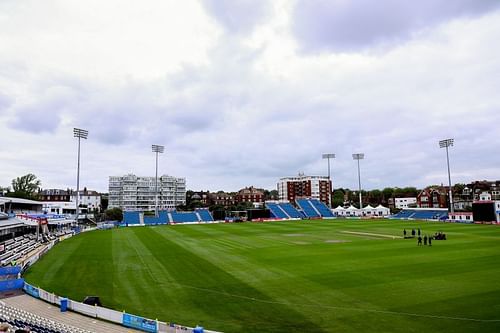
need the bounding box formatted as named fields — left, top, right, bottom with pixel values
left=1, top=294, right=140, bottom=333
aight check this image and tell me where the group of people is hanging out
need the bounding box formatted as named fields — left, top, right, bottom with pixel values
left=417, top=234, right=432, bottom=246
left=403, top=228, right=421, bottom=238
left=434, top=232, right=447, bottom=240
left=403, top=228, right=435, bottom=246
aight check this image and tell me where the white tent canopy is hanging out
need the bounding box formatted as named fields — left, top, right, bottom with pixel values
left=332, top=204, right=390, bottom=217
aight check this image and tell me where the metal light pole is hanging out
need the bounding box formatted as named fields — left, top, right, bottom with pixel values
left=322, top=153, right=335, bottom=207
left=439, top=138, right=454, bottom=214
left=352, top=153, right=364, bottom=209
left=152, top=144, right=164, bottom=216
left=73, top=128, right=88, bottom=222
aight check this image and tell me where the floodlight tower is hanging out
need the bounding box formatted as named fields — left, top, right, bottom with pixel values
left=352, top=153, right=364, bottom=209
left=73, top=128, right=88, bottom=221
left=322, top=153, right=335, bottom=207
left=439, top=138, right=454, bottom=214
left=152, top=144, right=164, bottom=216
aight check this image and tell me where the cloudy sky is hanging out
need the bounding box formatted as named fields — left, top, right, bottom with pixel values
left=1, top=0, right=500, bottom=193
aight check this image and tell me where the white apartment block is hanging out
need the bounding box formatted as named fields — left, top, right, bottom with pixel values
left=108, top=174, right=186, bottom=211
left=395, top=197, right=417, bottom=209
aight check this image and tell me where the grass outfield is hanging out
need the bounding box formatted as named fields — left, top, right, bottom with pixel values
left=24, top=220, right=500, bottom=333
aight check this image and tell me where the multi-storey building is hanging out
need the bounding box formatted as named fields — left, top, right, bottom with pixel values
left=108, top=174, right=186, bottom=211
left=278, top=173, right=332, bottom=206
left=39, top=189, right=71, bottom=202
left=417, top=186, right=448, bottom=209
left=236, top=186, right=264, bottom=204
left=40, top=188, right=102, bottom=214
left=210, top=192, right=237, bottom=207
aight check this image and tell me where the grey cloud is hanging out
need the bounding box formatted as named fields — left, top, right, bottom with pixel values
left=8, top=101, right=63, bottom=134
left=292, top=0, right=500, bottom=52
left=201, top=0, right=270, bottom=34
left=0, top=92, right=13, bottom=113
left=2, top=5, right=500, bottom=192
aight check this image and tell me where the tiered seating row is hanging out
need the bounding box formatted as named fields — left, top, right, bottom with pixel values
left=0, top=232, right=72, bottom=266
left=279, top=203, right=302, bottom=218
left=197, top=209, right=214, bottom=222
left=296, top=199, right=320, bottom=218
left=0, top=303, right=92, bottom=333
left=170, top=211, right=200, bottom=223
left=392, top=209, right=449, bottom=220
left=267, top=203, right=289, bottom=219
left=310, top=199, right=334, bottom=218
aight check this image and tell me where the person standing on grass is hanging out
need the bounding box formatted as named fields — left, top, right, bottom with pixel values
left=418, top=235, right=422, bottom=246
left=404, top=229, right=407, bottom=238
left=418, top=228, right=421, bottom=236
left=428, top=236, right=432, bottom=246
left=424, top=235, right=427, bottom=245
left=412, top=229, right=416, bottom=237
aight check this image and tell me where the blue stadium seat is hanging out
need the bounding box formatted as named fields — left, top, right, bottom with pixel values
left=171, top=211, right=199, bottom=223
left=296, top=199, right=320, bottom=218
left=123, top=211, right=141, bottom=224
left=196, top=209, right=214, bottom=222
left=266, top=203, right=288, bottom=219
left=279, top=203, right=302, bottom=218
left=310, top=199, right=334, bottom=218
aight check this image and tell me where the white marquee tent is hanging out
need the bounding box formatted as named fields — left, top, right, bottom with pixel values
left=332, top=204, right=390, bottom=217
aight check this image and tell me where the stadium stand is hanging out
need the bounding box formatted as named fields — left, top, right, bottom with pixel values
left=196, top=209, right=214, bottom=222
left=0, top=302, right=93, bottom=333
left=392, top=210, right=415, bottom=219
left=310, top=199, right=335, bottom=218
left=122, top=211, right=141, bottom=225
left=296, top=199, right=321, bottom=218
left=279, top=203, right=302, bottom=219
left=170, top=211, right=200, bottom=223
left=0, top=231, right=72, bottom=267
left=143, top=211, right=168, bottom=225
left=266, top=203, right=289, bottom=219
left=122, top=210, right=215, bottom=224
left=391, top=209, right=449, bottom=220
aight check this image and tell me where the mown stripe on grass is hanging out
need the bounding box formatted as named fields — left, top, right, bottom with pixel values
left=136, top=227, right=327, bottom=333
left=25, top=230, right=114, bottom=302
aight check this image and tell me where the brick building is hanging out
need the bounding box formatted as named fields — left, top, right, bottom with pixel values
left=277, top=173, right=332, bottom=206
left=417, top=186, right=448, bottom=208
left=236, top=187, right=264, bottom=204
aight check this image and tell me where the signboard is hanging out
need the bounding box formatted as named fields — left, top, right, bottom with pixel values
left=122, top=313, right=157, bottom=333
left=24, top=283, right=40, bottom=298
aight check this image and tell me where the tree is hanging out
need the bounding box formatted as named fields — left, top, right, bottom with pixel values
left=332, top=190, right=345, bottom=207
left=10, top=173, right=41, bottom=199
left=382, top=187, right=394, bottom=201
left=0, top=186, right=11, bottom=196
left=369, top=189, right=382, bottom=205
left=104, top=207, right=123, bottom=221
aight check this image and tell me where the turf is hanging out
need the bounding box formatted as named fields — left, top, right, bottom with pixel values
left=24, top=220, right=500, bottom=333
